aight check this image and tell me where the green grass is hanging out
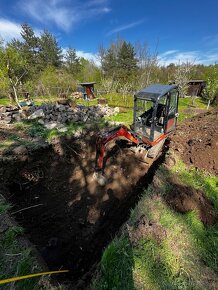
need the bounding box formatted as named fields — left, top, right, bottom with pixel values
left=0, top=225, right=41, bottom=290
left=0, top=97, right=10, bottom=106
left=93, top=237, right=135, bottom=290
left=104, top=109, right=133, bottom=125
left=93, top=159, right=218, bottom=290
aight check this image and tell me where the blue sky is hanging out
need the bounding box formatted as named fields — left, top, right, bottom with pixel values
left=0, top=0, right=218, bottom=65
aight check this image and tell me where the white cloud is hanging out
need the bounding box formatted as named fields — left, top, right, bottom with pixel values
left=159, top=50, right=218, bottom=66
left=76, top=50, right=98, bottom=62
left=107, top=19, right=144, bottom=36
left=0, top=18, right=42, bottom=43
left=0, top=19, right=21, bottom=42
left=19, top=0, right=111, bottom=31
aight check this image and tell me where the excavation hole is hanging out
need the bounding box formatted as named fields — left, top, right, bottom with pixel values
left=4, top=134, right=167, bottom=288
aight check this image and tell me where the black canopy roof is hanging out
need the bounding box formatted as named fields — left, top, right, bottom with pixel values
left=135, top=84, right=177, bottom=101
left=79, top=82, right=96, bottom=86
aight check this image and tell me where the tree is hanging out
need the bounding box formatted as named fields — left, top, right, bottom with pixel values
left=135, top=41, right=158, bottom=88
left=203, top=64, right=218, bottom=105
left=0, top=47, right=27, bottom=108
left=39, top=30, right=62, bottom=68
left=101, top=45, right=117, bottom=77
left=78, top=57, right=101, bottom=83
left=9, top=23, right=40, bottom=77
left=117, top=41, right=138, bottom=85
left=64, top=48, right=81, bottom=76
left=174, top=61, right=195, bottom=98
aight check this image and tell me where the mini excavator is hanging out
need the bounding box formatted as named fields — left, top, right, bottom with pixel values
left=94, top=84, right=179, bottom=185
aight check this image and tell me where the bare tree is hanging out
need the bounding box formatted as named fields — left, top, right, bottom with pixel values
left=135, top=41, right=159, bottom=88
left=174, top=61, right=195, bottom=98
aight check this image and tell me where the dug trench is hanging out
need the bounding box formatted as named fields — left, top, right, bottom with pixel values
left=1, top=131, right=167, bottom=288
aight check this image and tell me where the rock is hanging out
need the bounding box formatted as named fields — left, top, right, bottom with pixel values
left=44, top=122, right=59, bottom=130
left=71, top=115, right=80, bottom=122
left=114, top=107, right=120, bottom=114
left=0, top=106, right=6, bottom=113
left=12, top=145, right=28, bottom=155
left=13, top=113, right=21, bottom=122
left=59, top=106, right=66, bottom=112
left=38, top=119, right=45, bottom=125
left=3, top=116, right=12, bottom=124
left=28, top=109, right=45, bottom=119
left=57, top=127, right=68, bottom=133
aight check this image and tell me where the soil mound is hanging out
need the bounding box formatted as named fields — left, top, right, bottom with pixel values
left=170, top=109, right=218, bottom=175
left=164, top=183, right=217, bottom=225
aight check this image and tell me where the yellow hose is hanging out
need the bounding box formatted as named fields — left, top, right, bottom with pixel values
left=0, top=270, right=69, bottom=285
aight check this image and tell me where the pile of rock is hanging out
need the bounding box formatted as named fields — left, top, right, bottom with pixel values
left=0, top=104, right=119, bottom=128
left=0, top=106, right=27, bottom=124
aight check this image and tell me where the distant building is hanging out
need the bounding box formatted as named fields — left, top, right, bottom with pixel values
left=187, top=80, right=206, bottom=97
left=79, top=82, right=96, bottom=100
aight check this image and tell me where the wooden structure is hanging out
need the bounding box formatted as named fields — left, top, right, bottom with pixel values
left=79, top=82, right=96, bottom=100
left=187, top=80, right=206, bottom=96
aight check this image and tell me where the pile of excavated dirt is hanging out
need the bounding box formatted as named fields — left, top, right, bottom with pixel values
left=163, top=179, right=217, bottom=225
left=170, top=108, right=218, bottom=175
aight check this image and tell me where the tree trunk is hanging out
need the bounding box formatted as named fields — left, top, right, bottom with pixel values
left=12, top=85, right=22, bottom=109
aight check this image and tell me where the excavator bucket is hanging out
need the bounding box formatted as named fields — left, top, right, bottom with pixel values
left=93, top=171, right=107, bottom=186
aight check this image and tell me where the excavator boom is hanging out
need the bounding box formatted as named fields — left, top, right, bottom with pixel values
left=95, top=125, right=140, bottom=172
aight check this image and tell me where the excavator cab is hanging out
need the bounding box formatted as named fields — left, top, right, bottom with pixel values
left=133, top=84, right=179, bottom=142
left=94, top=84, right=179, bottom=183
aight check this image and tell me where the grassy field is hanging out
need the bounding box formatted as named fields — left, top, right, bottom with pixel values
left=93, top=158, right=218, bottom=290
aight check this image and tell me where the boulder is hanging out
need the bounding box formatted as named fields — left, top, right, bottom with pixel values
left=28, top=109, right=45, bottom=119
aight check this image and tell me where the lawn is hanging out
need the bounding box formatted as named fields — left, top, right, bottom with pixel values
left=93, top=159, right=218, bottom=290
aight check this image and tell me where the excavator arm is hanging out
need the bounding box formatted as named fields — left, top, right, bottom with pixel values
left=95, top=125, right=140, bottom=172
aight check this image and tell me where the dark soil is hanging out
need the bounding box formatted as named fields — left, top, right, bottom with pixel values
left=170, top=108, right=218, bottom=175
left=2, top=132, right=165, bottom=288
left=164, top=182, right=217, bottom=225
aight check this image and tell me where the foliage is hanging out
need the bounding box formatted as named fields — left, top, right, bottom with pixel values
left=0, top=22, right=218, bottom=106
left=39, top=30, right=62, bottom=68
left=0, top=46, right=27, bottom=106
left=36, top=66, right=77, bottom=96
left=203, top=64, right=218, bottom=104
left=9, top=23, right=40, bottom=78
left=101, top=39, right=138, bottom=88
left=64, top=47, right=81, bottom=76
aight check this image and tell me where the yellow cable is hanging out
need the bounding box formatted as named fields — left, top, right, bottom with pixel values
left=0, top=270, right=69, bottom=285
